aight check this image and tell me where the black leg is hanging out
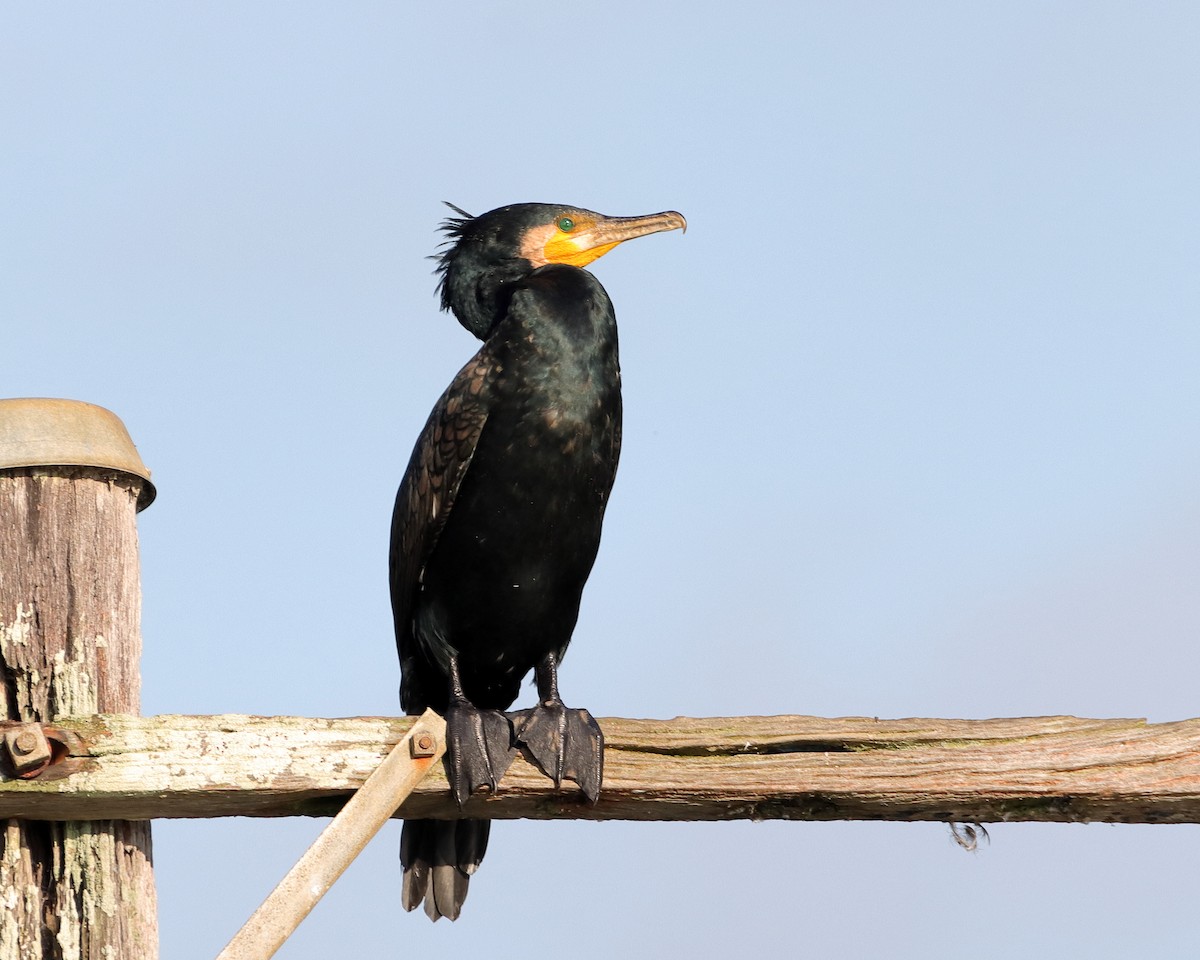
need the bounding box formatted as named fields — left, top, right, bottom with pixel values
left=443, top=654, right=517, bottom=806
left=511, top=651, right=604, bottom=802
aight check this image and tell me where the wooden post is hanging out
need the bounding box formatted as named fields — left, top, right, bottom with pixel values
left=0, top=399, right=157, bottom=959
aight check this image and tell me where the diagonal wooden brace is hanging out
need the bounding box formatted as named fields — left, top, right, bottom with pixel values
left=215, top=709, right=446, bottom=960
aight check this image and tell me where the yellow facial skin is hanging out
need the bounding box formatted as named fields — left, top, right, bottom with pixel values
left=544, top=233, right=620, bottom=267
left=520, top=209, right=687, bottom=269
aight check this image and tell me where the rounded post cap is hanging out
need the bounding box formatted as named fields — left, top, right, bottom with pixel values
left=0, top=398, right=156, bottom=511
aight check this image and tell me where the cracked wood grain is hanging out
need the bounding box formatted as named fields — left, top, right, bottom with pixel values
left=3, top=712, right=1198, bottom=825
left=1, top=469, right=157, bottom=960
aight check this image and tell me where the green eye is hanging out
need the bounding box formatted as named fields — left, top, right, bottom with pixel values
left=557, top=217, right=575, bottom=232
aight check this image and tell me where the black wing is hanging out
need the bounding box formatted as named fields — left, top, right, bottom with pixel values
left=389, top=352, right=495, bottom=713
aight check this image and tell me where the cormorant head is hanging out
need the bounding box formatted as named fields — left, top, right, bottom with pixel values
left=434, top=202, right=686, bottom=339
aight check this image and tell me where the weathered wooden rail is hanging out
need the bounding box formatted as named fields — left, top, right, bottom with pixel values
left=4, top=712, right=1199, bottom=824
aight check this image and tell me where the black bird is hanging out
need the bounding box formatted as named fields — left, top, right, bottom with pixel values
left=390, top=202, right=685, bottom=920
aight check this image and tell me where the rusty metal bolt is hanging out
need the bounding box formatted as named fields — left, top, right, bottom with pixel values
left=12, top=730, right=39, bottom=755
left=410, top=730, right=437, bottom=759
left=4, top=724, right=52, bottom=774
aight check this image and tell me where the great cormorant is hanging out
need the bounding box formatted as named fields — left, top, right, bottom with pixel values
left=390, top=202, right=685, bottom=920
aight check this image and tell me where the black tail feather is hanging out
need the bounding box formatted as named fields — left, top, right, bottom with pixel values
left=400, top=818, right=490, bottom=921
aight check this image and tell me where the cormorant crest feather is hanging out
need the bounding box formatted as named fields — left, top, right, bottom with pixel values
left=431, top=201, right=475, bottom=314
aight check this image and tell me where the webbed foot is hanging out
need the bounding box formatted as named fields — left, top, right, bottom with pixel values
left=511, top=700, right=604, bottom=802
left=444, top=700, right=517, bottom=806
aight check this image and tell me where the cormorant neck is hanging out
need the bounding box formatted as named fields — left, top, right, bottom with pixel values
left=504, top=265, right=618, bottom=353
left=443, top=255, right=535, bottom=340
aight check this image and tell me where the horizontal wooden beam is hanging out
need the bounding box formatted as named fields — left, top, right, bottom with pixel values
left=2, top=714, right=1199, bottom=824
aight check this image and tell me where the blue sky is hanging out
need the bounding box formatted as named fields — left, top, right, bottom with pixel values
left=4, top=3, right=1199, bottom=956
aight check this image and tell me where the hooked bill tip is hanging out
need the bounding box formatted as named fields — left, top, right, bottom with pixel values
left=651, top=210, right=686, bottom=235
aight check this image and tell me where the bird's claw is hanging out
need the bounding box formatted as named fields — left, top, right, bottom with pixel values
left=511, top=701, right=604, bottom=802
left=444, top=701, right=518, bottom=806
